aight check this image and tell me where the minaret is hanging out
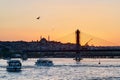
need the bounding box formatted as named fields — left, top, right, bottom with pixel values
left=40, top=36, right=42, bottom=41
left=48, top=35, right=50, bottom=41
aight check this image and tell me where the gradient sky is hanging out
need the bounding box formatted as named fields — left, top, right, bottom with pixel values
left=0, top=0, right=120, bottom=46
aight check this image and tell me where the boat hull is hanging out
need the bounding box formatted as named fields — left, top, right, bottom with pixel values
left=7, top=67, right=21, bottom=72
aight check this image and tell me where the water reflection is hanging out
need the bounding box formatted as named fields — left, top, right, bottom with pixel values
left=0, top=58, right=120, bottom=80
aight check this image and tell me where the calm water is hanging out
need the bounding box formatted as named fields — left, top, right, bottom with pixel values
left=0, top=58, right=120, bottom=80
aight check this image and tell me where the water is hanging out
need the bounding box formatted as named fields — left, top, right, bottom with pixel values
left=0, top=58, right=120, bottom=80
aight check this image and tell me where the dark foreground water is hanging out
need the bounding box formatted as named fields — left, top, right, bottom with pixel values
left=0, top=58, right=120, bottom=80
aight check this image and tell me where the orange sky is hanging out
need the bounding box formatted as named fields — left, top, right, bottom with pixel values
left=0, top=0, right=120, bottom=46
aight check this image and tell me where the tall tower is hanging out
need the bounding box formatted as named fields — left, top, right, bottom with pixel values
left=75, top=29, right=82, bottom=62
left=76, top=29, right=81, bottom=47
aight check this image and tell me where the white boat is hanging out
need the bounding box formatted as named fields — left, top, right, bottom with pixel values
left=6, top=60, right=22, bottom=72
left=35, top=59, right=53, bottom=66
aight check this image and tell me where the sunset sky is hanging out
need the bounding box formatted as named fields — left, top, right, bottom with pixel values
left=0, top=0, right=120, bottom=46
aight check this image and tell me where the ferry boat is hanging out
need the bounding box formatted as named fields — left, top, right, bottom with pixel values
left=6, top=60, right=22, bottom=72
left=35, top=59, right=53, bottom=66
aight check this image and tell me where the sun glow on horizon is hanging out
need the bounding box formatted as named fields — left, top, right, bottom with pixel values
left=0, top=0, right=120, bottom=46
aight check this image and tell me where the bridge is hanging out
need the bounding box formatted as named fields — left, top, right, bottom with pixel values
left=22, top=29, right=120, bottom=61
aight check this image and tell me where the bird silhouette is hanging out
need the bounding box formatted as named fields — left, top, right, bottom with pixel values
left=36, top=16, right=40, bottom=19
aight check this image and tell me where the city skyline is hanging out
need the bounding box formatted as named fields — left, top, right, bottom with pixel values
left=0, top=0, right=120, bottom=46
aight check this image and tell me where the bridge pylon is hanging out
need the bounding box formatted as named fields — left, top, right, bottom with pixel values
left=75, top=29, right=82, bottom=62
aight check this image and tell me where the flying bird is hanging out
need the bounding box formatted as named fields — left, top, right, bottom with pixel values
left=36, top=16, right=40, bottom=19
